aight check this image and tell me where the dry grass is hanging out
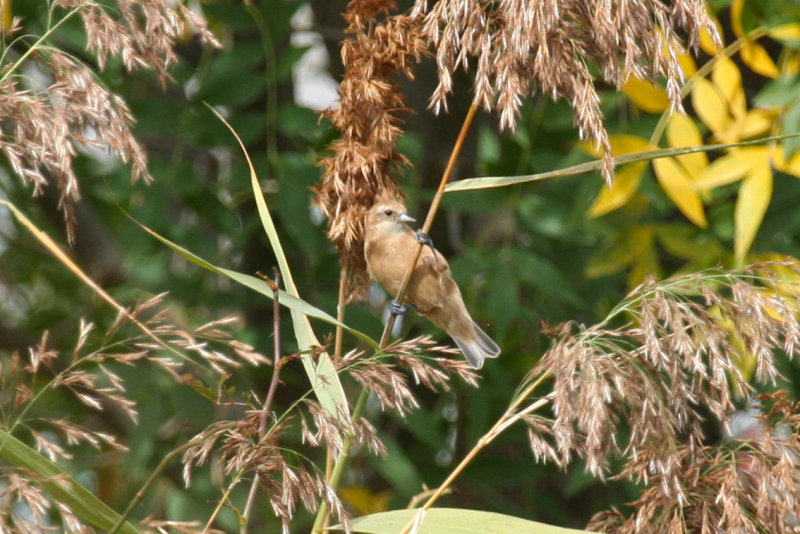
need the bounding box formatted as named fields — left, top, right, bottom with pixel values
left=523, top=265, right=800, bottom=533
left=0, top=0, right=219, bottom=241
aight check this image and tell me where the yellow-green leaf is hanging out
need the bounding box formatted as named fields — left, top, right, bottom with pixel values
left=767, top=23, right=800, bottom=43
left=622, top=77, right=670, bottom=113
left=730, top=0, right=745, bottom=38
left=653, top=157, right=707, bottom=227
left=712, top=57, right=746, bottom=119
left=666, top=113, right=707, bottom=177
left=342, top=508, right=592, bottom=534
left=694, top=150, right=757, bottom=189
left=741, top=41, right=780, bottom=78
left=588, top=162, right=647, bottom=217
left=734, top=162, right=773, bottom=263
left=585, top=226, right=653, bottom=279
left=691, top=78, right=731, bottom=137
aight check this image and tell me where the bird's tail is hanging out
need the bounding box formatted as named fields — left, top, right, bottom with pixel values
left=453, top=321, right=501, bottom=370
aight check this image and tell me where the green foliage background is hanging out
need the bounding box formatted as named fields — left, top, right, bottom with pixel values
left=2, top=0, right=800, bottom=531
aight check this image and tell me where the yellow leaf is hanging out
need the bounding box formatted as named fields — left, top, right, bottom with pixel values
left=678, top=53, right=698, bottom=77
left=700, top=15, right=725, bottom=55
left=734, top=162, right=773, bottom=263
left=588, top=162, right=647, bottom=217
left=712, top=57, right=746, bottom=119
left=580, top=134, right=652, bottom=158
left=693, top=150, right=758, bottom=189
left=730, top=0, right=745, bottom=38
left=741, top=41, right=780, bottom=78
left=773, top=146, right=800, bottom=178
left=666, top=113, right=707, bottom=178
left=691, top=78, right=731, bottom=137
left=340, top=486, right=391, bottom=516
left=622, top=76, right=671, bottom=113
left=653, top=157, right=707, bottom=227
left=768, top=23, right=800, bottom=42
left=732, top=109, right=777, bottom=139
left=781, top=50, right=800, bottom=75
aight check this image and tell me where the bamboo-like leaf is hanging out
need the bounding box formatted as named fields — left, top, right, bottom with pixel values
left=340, top=508, right=592, bottom=534
left=741, top=41, right=779, bottom=79
left=205, top=104, right=351, bottom=421
left=734, top=161, right=773, bottom=263
left=0, top=429, right=138, bottom=534
left=692, top=78, right=730, bottom=137
left=588, top=162, right=647, bottom=217
left=666, top=114, right=707, bottom=177
left=653, top=157, right=707, bottom=227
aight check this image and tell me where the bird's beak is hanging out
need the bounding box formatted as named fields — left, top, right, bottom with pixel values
left=399, top=213, right=415, bottom=223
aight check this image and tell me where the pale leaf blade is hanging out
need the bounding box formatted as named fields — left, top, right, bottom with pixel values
left=342, top=508, right=592, bottom=534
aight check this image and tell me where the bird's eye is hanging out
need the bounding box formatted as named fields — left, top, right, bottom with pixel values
left=384, top=209, right=393, bottom=216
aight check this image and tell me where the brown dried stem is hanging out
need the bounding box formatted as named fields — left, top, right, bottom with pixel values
left=241, top=268, right=283, bottom=531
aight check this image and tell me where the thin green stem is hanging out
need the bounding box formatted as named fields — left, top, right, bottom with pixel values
left=311, top=388, right=369, bottom=533
left=398, top=370, right=553, bottom=534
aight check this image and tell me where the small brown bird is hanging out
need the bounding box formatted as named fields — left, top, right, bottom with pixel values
left=364, top=199, right=501, bottom=369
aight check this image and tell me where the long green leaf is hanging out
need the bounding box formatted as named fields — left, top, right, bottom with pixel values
left=205, top=104, right=351, bottom=422
left=444, top=133, right=800, bottom=193
left=134, top=219, right=378, bottom=350
left=0, top=429, right=139, bottom=534
left=342, top=508, right=592, bottom=533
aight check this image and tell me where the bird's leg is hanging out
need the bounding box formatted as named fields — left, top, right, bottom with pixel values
left=416, top=229, right=441, bottom=264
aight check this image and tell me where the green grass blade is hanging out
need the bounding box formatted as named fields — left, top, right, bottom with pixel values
left=445, top=133, right=800, bottom=193
left=341, top=508, right=592, bottom=533
left=0, top=429, right=139, bottom=534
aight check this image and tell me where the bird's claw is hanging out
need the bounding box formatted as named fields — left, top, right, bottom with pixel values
left=416, top=229, right=441, bottom=264
left=389, top=300, right=408, bottom=316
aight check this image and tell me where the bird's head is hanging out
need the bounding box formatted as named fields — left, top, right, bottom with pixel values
left=365, top=200, right=415, bottom=234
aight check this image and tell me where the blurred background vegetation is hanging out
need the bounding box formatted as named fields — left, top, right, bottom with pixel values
left=2, top=0, right=800, bottom=531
